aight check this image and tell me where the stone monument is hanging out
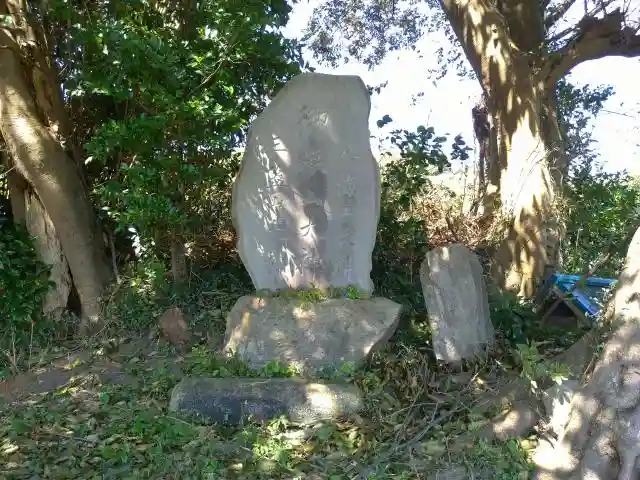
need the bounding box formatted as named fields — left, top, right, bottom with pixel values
left=420, top=243, right=494, bottom=363
left=232, top=72, right=380, bottom=294
left=224, top=72, right=401, bottom=374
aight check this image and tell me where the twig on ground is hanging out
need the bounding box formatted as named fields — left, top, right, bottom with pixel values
left=350, top=402, right=469, bottom=480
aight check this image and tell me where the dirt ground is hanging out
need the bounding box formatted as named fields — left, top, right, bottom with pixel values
left=0, top=336, right=184, bottom=405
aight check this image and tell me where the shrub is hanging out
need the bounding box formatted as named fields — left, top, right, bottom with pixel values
left=563, top=170, right=640, bottom=277
left=0, top=224, right=54, bottom=357
left=372, top=123, right=471, bottom=312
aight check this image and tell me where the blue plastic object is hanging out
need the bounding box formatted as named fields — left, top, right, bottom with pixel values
left=547, top=273, right=617, bottom=317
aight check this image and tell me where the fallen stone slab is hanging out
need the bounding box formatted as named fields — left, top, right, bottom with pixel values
left=223, top=295, right=401, bottom=374
left=168, top=376, right=364, bottom=425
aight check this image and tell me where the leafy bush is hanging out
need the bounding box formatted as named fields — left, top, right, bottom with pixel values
left=0, top=224, right=53, bottom=349
left=51, top=0, right=304, bottom=268
left=372, top=122, right=471, bottom=312
left=563, top=170, right=640, bottom=277
left=488, top=290, right=539, bottom=347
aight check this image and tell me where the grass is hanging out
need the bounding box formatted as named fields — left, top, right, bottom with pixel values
left=1, top=263, right=585, bottom=479
left=0, top=340, right=537, bottom=479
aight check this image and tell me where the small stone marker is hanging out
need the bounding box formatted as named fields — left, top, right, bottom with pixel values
left=168, top=377, right=364, bottom=425
left=232, top=72, right=380, bottom=293
left=420, top=243, right=494, bottom=363
left=223, top=295, right=401, bottom=374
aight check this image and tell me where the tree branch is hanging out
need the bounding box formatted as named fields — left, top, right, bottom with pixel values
left=544, top=0, right=578, bottom=31
left=545, top=0, right=617, bottom=45
left=542, top=8, right=640, bottom=89
left=438, top=0, right=513, bottom=90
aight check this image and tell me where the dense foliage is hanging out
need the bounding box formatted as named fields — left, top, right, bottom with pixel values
left=555, top=79, right=639, bottom=277
left=0, top=0, right=633, bottom=344
left=48, top=0, right=304, bottom=264
left=556, top=79, right=614, bottom=169
left=563, top=171, right=640, bottom=276
left=372, top=119, right=471, bottom=310
left=0, top=224, right=53, bottom=348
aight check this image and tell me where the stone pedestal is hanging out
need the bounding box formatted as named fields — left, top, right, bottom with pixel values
left=223, top=295, right=401, bottom=375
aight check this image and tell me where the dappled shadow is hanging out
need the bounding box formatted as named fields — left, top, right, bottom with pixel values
left=442, top=2, right=564, bottom=296
left=224, top=295, right=400, bottom=373
left=231, top=74, right=380, bottom=294
left=491, top=191, right=553, bottom=297
left=0, top=337, right=171, bottom=406
left=0, top=333, right=518, bottom=478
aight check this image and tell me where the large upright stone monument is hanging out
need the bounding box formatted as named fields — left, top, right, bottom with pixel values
left=224, top=73, right=401, bottom=374
left=231, top=73, right=379, bottom=294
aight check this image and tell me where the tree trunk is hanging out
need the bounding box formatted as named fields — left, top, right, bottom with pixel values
left=440, top=0, right=563, bottom=296
left=532, top=225, right=640, bottom=479
left=24, top=187, right=73, bottom=319
left=0, top=3, right=112, bottom=333
left=4, top=154, right=72, bottom=319
left=488, top=77, right=562, bottom=296
left=4, top=158, right=26, bottom=224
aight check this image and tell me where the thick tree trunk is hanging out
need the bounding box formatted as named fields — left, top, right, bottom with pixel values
left=4, top=158, right=72, bottom=318
left=532, top=226, right=640, bottom=479
left=0, top=5, right=112, bottom=333
left=488, top=75, right=562, bottom=296
left=440, top=0, right=562, bottom=296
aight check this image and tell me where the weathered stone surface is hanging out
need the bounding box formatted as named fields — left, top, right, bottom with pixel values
left=420, top=244, right=494, bottom=363
left=223, top=295, right=401, bottom=374
left=232, top=72, right=380, bottom=293
left=168, top=376, right=363, bottom=425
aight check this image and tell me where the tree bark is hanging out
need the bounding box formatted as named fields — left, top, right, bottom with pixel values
left=440, top=0, right=561, bottom=296
left=489, top=82, right=567, bottom=296
left=439, top=0, right=640, bottom=296
left=5, top=161, right=27, bottom=225
left=0, top=2, right=113, bottom=333
left=24, top=187, right=73, bottom=319
left=532, top=225, right=640, bottom=479
left=4, top=151, right=71, bottom=318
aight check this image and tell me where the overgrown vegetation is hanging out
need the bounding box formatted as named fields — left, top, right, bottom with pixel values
left=0, top=224, right=59, bottom=372
left=1, top=116, right=607, bottom=477
left=0, top=0, right=637, bottom=477
left=0, top=334, right=537, bottom=478
left=563, top=170, right=640, bottom=276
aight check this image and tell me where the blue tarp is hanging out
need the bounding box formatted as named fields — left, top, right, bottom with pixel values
left=545, top=273, right=617, bottom=317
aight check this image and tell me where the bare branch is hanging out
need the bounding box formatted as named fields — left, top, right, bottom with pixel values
left=542, top=8, right=640, bottom=89
left=544, top=0, right=579, bottom=31
left=546, top=0, right=616, bottom=44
